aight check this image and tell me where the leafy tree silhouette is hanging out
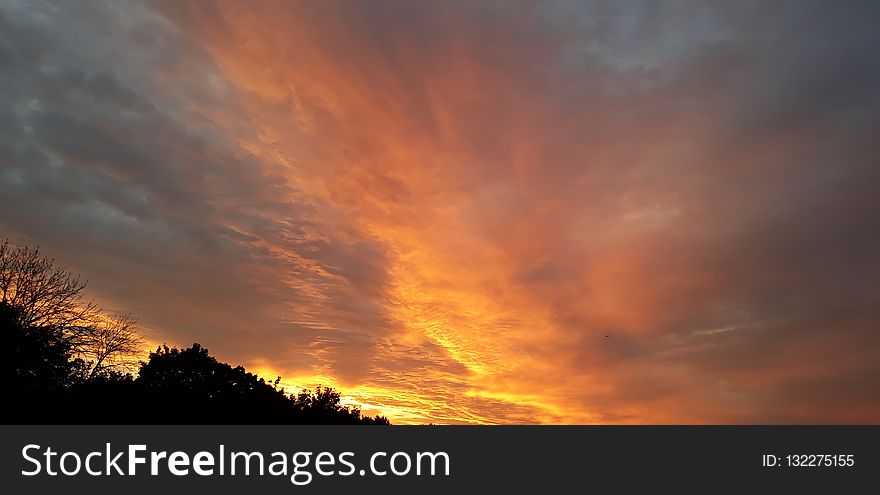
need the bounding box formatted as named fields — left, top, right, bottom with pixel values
left=132, top=344, right=389, bottom=424
left=6, top=305, right=389, bottom=423
left=3, top=240, right=391, bottom=425
left=5, top=302, right=86, bottom=393
left=136, top=343, right=296, bottom=423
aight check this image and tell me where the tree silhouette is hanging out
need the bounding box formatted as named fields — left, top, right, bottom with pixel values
left=133, top=344, right=389, bottom=424
left=5, top=302, right=86, bottom=394
left=136, top=343, right=294, bottom=423
left=0, top=240, right=98, bottom=329
left=79, top=313, right=144, bottom=378
left=1, top=240, right=142, bottom=376
left=5, top=240, right=391, bottom=425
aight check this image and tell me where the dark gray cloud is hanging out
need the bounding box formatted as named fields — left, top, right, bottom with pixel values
left=0, top=0, right=394, bottom=374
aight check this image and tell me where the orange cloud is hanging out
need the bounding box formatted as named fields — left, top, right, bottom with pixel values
left=146, top=0, right=880, bottom=423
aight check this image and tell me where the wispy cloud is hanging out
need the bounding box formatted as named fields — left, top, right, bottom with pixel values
left=2, top=0, right=879, bottom=423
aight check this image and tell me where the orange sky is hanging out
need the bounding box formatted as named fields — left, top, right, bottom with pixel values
left=2, top=0, right=879, bottom=423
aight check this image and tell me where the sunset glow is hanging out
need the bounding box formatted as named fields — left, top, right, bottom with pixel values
left=2, top=0, right=879, bottom=423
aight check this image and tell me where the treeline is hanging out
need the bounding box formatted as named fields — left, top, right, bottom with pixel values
left=3, top=241, right=389, bottom=424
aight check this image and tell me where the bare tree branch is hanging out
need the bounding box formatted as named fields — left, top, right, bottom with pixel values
left=1, top=240, right=145, bottom=376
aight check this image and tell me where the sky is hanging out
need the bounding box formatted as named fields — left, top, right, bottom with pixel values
left=1, top=0, right=879, bottom=424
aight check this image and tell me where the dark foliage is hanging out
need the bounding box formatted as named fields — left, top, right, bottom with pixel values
left=1, top=240, right=143, bottom=378
left=6, top=303, right=87, bottom=393
left=5, top=302, right=389, bottom=425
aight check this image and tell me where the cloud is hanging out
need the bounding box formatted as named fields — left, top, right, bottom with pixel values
left=0, top=0, right=393, bottom=380
left=2, top=0, right=879, bottom=423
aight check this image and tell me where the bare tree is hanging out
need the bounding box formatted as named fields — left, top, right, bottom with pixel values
left=1, top=239, right=144, bottom=375
left=0, top=241, right=99, bottom=329
left=78, top=313, right=145, bottom=377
